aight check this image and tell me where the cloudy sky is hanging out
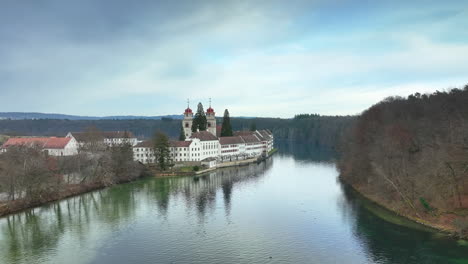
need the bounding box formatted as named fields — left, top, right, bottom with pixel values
left=1, top=0, right=467, bottom=118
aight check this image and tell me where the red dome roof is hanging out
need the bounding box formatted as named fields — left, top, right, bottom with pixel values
left=184, top=108, right=192, bottom=114
left=206, top=107, right=214, bottom=113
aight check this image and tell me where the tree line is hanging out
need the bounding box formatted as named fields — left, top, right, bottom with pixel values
left=338, top=85, right=468, bottom=236
left=0, top=114, right=353, bottom=150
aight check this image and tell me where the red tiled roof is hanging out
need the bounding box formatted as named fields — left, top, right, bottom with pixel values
left=234, top=131, right=255, bottom=137
left=190, top=131, right=218, bottom=141
left=216, top=125, right=222, bottom=137
left=169, top=141, right=192, bottom=148
left=258, top=130, right=273, bottom=139
left=254, top=131, right=265, bottom=141
left=44, top=137, right=72, bottom=149
left=2, top=138, right=48, bottom=148
left=2, top=137, right=71, bottom=149
left=219, top=136, right=245, bottom=145
left=240, top=134, right=261, bottom=143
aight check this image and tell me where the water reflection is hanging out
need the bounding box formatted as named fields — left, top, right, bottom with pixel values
left=148, top=159, right=273, bottom=221
left=2, top=145, right=468, bottom=264
left=275, top=140, right=338, bottom=162
left=339, top=184, right=468, bottom=264
left=0, top=159, right=273, bottom=264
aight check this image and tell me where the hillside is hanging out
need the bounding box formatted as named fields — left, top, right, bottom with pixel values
left=339, top=84, right=468, bottom=236
left=0, top=112, right=183, bottom=120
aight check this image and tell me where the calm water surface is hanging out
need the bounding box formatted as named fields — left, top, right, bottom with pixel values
left=1, top=144, right=468, bottom=264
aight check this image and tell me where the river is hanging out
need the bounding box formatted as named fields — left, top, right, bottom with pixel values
left=0, top=143, right=467, bottom=264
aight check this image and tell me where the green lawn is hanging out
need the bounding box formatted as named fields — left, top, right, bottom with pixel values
left=178, top=166, right=195, bottom=172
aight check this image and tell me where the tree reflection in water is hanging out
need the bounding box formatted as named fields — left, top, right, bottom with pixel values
left=0, top=159, right=273, bottom=264
left=338, top=183, right=468, bottom=264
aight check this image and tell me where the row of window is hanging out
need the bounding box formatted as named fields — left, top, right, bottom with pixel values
left=247, top=147, right=263, bottom=150
left=136, top=153, right=154, bottom=157
left=222, top=149, right=238, bottom=153
left=202, top=143, right=217, bottom=150
left=221, top=144, right=240, bottom=148
left=171, top=147, right=188, bottom=151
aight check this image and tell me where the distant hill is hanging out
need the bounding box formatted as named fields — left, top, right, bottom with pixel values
left=0, top=112, right=184, bottom=120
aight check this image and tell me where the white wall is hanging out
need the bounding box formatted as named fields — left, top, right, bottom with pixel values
left=133, top=147, right=154, bottom=164
left=45, top=137, right=79, bottom=156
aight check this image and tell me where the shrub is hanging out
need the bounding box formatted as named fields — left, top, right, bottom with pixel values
left=193, top=166, right=200, bottom=172
left=419, top=197, right=433, bottom=212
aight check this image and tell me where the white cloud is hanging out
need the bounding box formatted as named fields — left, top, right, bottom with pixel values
left=1, top=1, right=467, bottom=117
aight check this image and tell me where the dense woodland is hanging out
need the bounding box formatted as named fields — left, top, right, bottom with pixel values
left=0, top=115, right=354, bottom=150
left=339, top=85, right=468, bottom=236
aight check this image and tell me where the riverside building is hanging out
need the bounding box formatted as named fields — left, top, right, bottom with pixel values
left=132, top=103, right=274, bottom=164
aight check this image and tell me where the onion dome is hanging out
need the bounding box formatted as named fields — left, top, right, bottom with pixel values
left=206, top=107, right=214, bottom=114
left=184, top=107, right=192, bottom=114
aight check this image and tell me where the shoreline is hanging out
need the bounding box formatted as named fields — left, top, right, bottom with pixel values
left=155, top=148, right=278, bottom=178
left=339, top=176, right=461, bottom=238
left=0, top=176, right=147, bottom=219
left=0, top=150, right=279, bottom=218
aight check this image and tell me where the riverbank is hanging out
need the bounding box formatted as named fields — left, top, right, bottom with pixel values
left=154, top=148, right=278, bottom=177
left=340, top=177, right=467, bottom=238
left=0, top=174, right=149, bottom=218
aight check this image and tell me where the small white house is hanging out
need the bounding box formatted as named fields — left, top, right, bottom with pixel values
left=201, top=157, right=217, bottom=168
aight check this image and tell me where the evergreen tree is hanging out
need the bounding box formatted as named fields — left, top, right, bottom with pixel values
left=153, top=132, right=170, bottom=170
left=191, top=102, right=207, bottom=132
left=221, top=109, right=233, bottom=137
left=249, top=122, right=257, bottom=131
left=179, top=124, right=186, bottom=141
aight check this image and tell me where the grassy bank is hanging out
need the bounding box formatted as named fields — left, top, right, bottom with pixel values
left=268, top=148, right=278, bottom=156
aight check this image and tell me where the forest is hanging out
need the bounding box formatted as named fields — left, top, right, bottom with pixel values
left=338, top=85, right=468, bottom=236
left=0, top=115, right=354, bottom=150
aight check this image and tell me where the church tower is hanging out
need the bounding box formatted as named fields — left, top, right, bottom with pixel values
left=206, top=98, right=217, bottom=137
left=183, top=99, right=193, bottom=138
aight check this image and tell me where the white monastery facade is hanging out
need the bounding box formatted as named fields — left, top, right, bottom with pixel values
left=133, top=103, right=274, bottom=165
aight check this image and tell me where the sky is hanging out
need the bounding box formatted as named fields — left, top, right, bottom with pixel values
left=1, top=0, right=467, bottom=118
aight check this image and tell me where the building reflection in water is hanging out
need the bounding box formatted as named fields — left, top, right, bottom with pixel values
left=146, top=158, right=273, bottom=221
left=0, top=158, right=273, bottom=264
